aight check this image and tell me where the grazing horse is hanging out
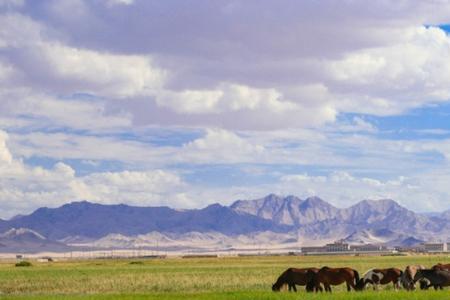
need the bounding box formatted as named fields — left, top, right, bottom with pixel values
left=432, top=263, right=450, bottom=272
left=414, top=269, right=450, bottom=290
left=401, top=265, right=427, bottom=290
left=355, top=268, right=403, bottom=291
left=308, top=266, right=359, bottom=292
left=272, top=267, right=320, bottom=292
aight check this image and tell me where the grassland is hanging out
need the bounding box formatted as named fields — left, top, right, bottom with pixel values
left=0, top=254, right=449, bottom=299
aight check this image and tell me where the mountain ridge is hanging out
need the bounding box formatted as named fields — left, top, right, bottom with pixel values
left=1, top=195, right=449, bottom=252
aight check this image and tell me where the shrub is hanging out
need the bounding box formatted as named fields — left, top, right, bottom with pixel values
left=15, top=261, right=32, bottom=267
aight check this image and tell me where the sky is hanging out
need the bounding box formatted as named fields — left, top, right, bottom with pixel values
left=1, top=0, right=450, bottom=218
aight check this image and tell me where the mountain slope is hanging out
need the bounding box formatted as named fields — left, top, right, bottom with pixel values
left=1, top=201, right=289, bottom=240
left=0, top=195, right=449, bottom=250
left=0, top=228, right=69, bottom=252
left=231, top=195, right=339, bottom=226
left=232, top=196, right=450, bottom=243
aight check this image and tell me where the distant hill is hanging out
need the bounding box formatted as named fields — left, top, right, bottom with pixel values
left=231, top=194, right=339, bottom=226
left=231, top=195, right=450, bottom=242
left=0, top=228, right=69, bottom=252
left=0, top=195, right=449, bottom=252
left=0, top=201, right=289, bottom=240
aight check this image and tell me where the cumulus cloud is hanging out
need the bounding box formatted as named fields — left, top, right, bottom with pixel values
left=105, top=0, right=134, bottom=6
left=156, top=84, right=297, bottom=114
left=326, top=26, right=450, bottom=115
left=0, top=130, right=188, bottom=218
left=2, top=1, right=450, bottom=216
left=0, top=13, right=165, bottom=98
left=41, top=43, right=165, bottom=97
left=1, top=2, right=450, bottom=130
left=0, top=91, right=132, bottom=132
left=277, top=170, right=450, bottom=212
left=181, top=129, right=265, bottom=164
left=0, top=130, right=12, bottom=163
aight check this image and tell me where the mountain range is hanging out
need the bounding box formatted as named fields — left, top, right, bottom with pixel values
left=1, top=194, right=449, bottom=253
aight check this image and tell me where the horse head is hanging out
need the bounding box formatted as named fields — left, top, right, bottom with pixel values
left=271, top=281, right=282, bottom=292
left=413, top=270, right=424, bottom=283
left=354, top=278, right=366, bottom=291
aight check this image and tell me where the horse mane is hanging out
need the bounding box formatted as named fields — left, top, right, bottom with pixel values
left=353, top=269, right=360, bottom=285
left=362, top=268, right=374, bottom=277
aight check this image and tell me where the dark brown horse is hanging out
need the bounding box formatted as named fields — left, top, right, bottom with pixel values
left=272, top=267, right=320, bottom=292
left=355, top=268, right=403, bottom=290
left=307, top=266, right=360, bottom=292
left=432, top=263, right=450, bottom=272
left=414, top=269, right=450, bottom=290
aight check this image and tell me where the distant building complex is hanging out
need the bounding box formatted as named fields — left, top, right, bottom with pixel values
left=422, top=242, right=449, bottom=252
left=301, top=241, right=450, bottom=255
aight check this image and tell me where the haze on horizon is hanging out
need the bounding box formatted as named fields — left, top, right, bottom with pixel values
left=1, top=0, right=450, bottom=218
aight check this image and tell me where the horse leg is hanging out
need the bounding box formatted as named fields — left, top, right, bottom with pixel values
left=349, top=278, right=357, bottom=291
left=292, top=284, right=297, bottom=292
left=326, top=283, right=332, bottom=293
left=315, top=282, right=322, bottom=293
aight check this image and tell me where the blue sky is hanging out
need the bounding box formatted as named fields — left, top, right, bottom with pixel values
left=1, top=0, right=450, bottom=218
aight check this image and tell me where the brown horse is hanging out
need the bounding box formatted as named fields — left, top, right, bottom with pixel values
left=401, top=265, right=426, bottom=290
left=272, top=267, right=320, bottom=292
left=355, top=268, right=403, bottom=291
left=308, top=266, right=360, bottom=292
left=432, top=263, right=450, bottom=272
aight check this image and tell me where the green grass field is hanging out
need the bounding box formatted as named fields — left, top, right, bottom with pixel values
left=0, top=254, right=449, bottom=299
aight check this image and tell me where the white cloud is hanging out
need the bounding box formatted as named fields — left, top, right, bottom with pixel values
left=0, top=91, right=132, bottom=131
left=2, top=2, right=450, bottom=216
left=8, top=131, right=168, bottom=164
left=0, top=13, right=165, bottom=98
left=0, top=130, right=12, bottom=163
left=156, top=83, right=297, bottom=114
left=105, top=0, right=134, bottom=6
left=72, top=169, right=186, bottom=206
left=278, top=171, right=435, bottom=210
left=157, top=89, right=223, bottom=114
left=181, top=129, right=265, bottom=164
left=2, top=125, right=450, bottom=217
left=326, top=26, right=450, bottom=115
left=0, top=130, right=188, bottom=218
left=0, top=60, right=15, bottom=81
left=4, top=4, right=450, bottom=130
left=41, top=43, right=165, bottom=97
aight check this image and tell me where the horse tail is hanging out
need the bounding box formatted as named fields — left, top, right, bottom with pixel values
left=354, top=269, right=360, bottom=286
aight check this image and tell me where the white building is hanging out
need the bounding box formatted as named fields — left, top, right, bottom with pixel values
left=423, top=243, right=447, bottom=252
left=325, top=242, right=350, bottom=252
